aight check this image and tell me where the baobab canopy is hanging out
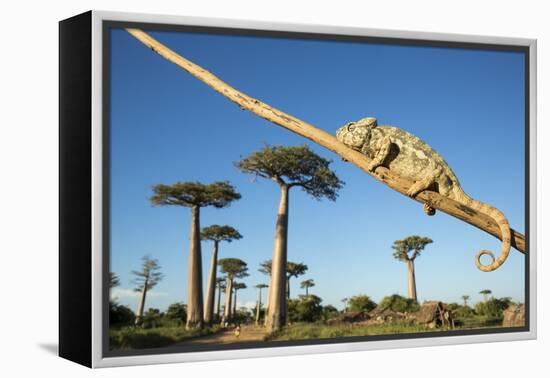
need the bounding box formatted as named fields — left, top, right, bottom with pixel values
left=201, top=225, right=243, bottom=243
left=235, top=145, right=344, bottom=201
left=151, top=181, right=242, bottom=208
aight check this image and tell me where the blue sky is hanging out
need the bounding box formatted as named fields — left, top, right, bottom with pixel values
left=108, top=27, right=525, bottom=313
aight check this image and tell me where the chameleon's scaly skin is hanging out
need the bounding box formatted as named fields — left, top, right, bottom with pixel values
left=336, top=117, right=511, bottom=272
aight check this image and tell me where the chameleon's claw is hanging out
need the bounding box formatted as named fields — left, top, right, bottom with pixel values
left=367, top=162, right=378, bottom=172
left=406, top=187, right=417, bottom=197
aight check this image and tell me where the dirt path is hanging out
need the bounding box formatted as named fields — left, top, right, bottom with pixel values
left=176, top=325, right=267, bottom=346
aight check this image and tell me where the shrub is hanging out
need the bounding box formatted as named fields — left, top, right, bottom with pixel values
left=449, top=304, right=475, bottom=318
left=474, top=297, right=513, bottom=318
left=321, top=305, right=339, bottom=320
left=348, top=295, right=377, bottom=312
left=288, top=294, right=323, bottom=322
left=141, top=308, right=164, bottom=329
left=377, top=294, right=420, bottom=313
left=165, top=302, right=187, bottom=325
left=233, top=307, right=253, bottom=324
left=109, top=301, right=135, bottom=327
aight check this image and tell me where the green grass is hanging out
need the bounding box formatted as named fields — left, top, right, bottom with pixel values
left=265, top=321, right=431, bottom=341
left=266, top=317, right=505, bottom=341
left=455, top=315, right=503, bottom=329
left=109, top=325, right=220, bottom=350
left=110, top=316, right=506, bottom=349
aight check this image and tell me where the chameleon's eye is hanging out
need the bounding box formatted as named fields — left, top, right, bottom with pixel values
left=347, top=123, right=355, bottom=132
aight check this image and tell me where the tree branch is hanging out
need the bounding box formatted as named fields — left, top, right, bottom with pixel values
left=126, top=28, right=525, bottom=255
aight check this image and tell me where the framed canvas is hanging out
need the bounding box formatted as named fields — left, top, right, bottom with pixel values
left=59, top=10, right=537, bottom=368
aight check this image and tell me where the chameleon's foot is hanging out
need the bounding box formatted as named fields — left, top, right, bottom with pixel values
left=406, top=187, right=418, bottom=197
left=367, top=162, right=379, bottom=172
left=423, top=203, right=436, bottom=216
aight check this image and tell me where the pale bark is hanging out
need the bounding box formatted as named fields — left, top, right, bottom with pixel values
left=265, top=184, right=289, bottom=331
left=407, top=259, right=417, bottom=302
left=126, top=28, right=525, bottom=255
left=233, top=287, right=238, bottom=315
left=263, top=288, right=270, bottom=327
left=203, top=241, right=219, bottom=325
left=134, top=279, right=148, bottom=325
left=186, top=205, right=204, bottom=329
left=222, top=277, right=233, bottom=325
left=215, top=282, right=222, bottom=319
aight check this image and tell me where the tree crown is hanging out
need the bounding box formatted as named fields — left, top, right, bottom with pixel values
left=479, top=289, right=492, bottom=295
left=233, top=282, right=247, bottom=290
left=300, top=279, right=315, bottom=289
left=255, top=283, right=269, bottom=289
left=131, top=255, right=164, bottom=291
left=150, top=181, right=241, bottom=208
left=391, top=235, right=433, bottom=261
left=235, top=145, right=344, bottom=200
left=259, top=260, right=308, bottom=278
left=200, top=224, right=243, bottom=243
left=218, top=258, right=249, bottom=279
left=109, top=272, right=120, bottom=289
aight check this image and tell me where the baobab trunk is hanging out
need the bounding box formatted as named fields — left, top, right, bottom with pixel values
left=216, top=282, right=222, bottom=319
left=203, top=241, right=219, bottom=325
left=233, top=288, right=238, bottom=315
left=256, top=288, right=262, bottom=325
left=222, top=277, right=233, bottom=325
left=186, top=206, right=204, bottom=329
left=407, top=259, right=417, bottom=302
left=266, top=184, right=289, bottom=331
left=263, top=287, right=270, bottom=326
left=135, top=278, right=148, bottom=325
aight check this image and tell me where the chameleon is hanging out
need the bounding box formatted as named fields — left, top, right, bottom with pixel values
left=335, top=117, right=511, bottom=272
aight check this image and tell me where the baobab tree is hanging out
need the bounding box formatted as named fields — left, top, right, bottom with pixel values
left=215, top=277, right=226, bottom=320
left=462, top=295, right=471, bottom=307
left=150, top=181, right=241, bottom=329
left=480, top=289, right=492, bottom=302
left=218, top=258, right=248, bottom=325
left=286, top=262, right=308, bottom=299
left=255, top=283, right=268, bottom=325
left=232, top=282, right=247, bottom=314
left=109, top=272, right=120, bottom=289
left=109, top=272, right=121, bottom=313
left=391, top=235, right=433, bottom=302
left=200, top=225, right=242, bottom=325
left=131, top=255, right=163, bottom=326
left=236, top=145, right=343, bottom=331
left=300, top=279, right=315, bottom=296
left=259, top=260, right=308, bottom=300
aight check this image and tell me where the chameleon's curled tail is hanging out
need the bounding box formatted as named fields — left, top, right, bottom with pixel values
left=455, top=192, right=511, bottom=272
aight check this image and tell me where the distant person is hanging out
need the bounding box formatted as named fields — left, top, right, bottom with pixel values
left=234, top=324, right=241, bottom=338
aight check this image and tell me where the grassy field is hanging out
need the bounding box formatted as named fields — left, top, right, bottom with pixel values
left=265, top=317, right=504, bottom=341
left=109, top=315, right=507, bottom=349
left=109, top=325, right=220, bottom=350
left=265, top=322, right=431, bottom=341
